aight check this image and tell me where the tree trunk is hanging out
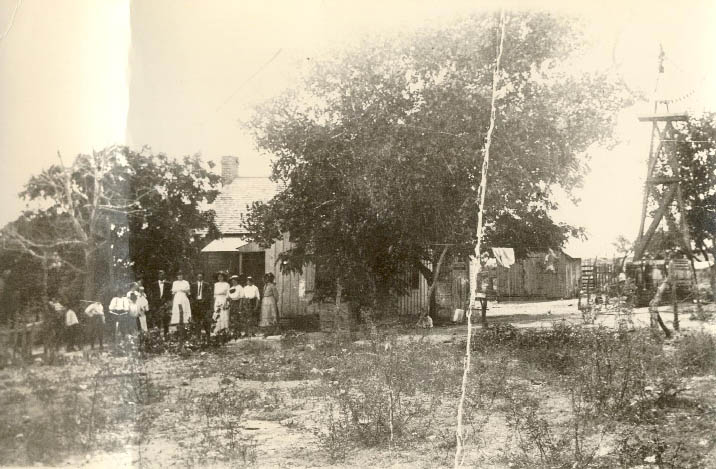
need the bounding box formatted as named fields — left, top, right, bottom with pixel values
left=685, top=256, right=702, bottom=317
left=670, top=260, right=679, bottom=331
left=84, top=247, right=97, bottom=301
left=40, top=254, right=56, bottom=363
left=424, top=245, right=449, bottom=320
left=649, top=273, right=672, bottom=339
left=710, top=240, right=716, bottom=302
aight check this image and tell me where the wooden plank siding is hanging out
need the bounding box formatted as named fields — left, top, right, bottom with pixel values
left=264, top=233, right=315, bottom=317
left=396, top=267, right=430, bottom=316
left=395, top=251, right=581, bottom=316
left=494, top=252, right=581, bottom=299
left=201, top=233, right=315, bottom=317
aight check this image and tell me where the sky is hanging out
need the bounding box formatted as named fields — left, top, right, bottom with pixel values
left=1, top=0, right=715, bottom=258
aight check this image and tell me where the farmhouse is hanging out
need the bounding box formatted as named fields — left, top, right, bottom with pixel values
left=202, top=157, right=582, bottom=322
left=200, top=156, right=316, bottom=318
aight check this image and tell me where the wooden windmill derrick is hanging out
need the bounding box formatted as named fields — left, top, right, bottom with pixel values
left=632, top=112, right=692, bottom=262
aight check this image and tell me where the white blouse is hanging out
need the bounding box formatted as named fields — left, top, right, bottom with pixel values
left=172, top=280, right=190, bottom=295
left=109, top=296, right=129, bottom=312
left=213, top=281, right=230, bottom=297
left=228, top=284, right=244, bottom=300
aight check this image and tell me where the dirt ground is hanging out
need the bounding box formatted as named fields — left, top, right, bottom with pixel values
left=1, top=299, right=715, bottom=468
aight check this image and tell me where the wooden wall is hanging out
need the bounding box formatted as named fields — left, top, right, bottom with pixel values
left=396, top=267, right=429, bottom=316
left=494, top=252, right=581, bottom=299
left=264, top=233, right=315, bottom=317
left=201, top=233, right=315, bottom=317
left=394, top=251, right=581, bottom=316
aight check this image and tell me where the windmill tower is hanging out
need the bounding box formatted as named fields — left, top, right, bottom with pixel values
left=632, top=46, right=693, bottom=262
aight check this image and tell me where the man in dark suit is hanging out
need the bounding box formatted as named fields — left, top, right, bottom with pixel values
left=148, top=269, right=172, bottom=335
left=190, top=272, right=213, bottom=343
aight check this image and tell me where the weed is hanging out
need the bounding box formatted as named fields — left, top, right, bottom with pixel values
left=318, top=335, right=461, bottom=453
left=674, top=332, right=716, bottom=376
left=315, top=400, right=352, bottom=463
left=179, top=388, right=257, bottom=466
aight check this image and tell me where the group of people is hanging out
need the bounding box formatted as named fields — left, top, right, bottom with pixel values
left=48, top=269, right=281, bottom=352
left=210, top=272, right=280, bottom=338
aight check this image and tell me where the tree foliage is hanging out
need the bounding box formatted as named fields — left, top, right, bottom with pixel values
left=246, top=11, right=632, bottom=302
left=674, top=114, right=716, bottom=259
left=1, top=147, right=220, bottom=318
left=673, top=113, right=716, bottom=294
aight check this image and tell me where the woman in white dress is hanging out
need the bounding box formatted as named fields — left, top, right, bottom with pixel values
left=213, top=272, right=230, bottom=334
left=137, top=286, right=149, bottom=333
left=171, top=272, right=192, bottom=326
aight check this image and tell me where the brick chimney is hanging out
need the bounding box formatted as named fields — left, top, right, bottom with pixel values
left=221, top=156, right=239, bottom=185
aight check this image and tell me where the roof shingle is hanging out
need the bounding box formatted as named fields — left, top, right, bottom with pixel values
left=210, top=177, right=279, bottom=235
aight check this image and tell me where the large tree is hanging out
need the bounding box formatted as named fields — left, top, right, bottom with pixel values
left=246, top=12, right=632, bottom=310
left=1, top=147, right=220, bottom=311
left=673, top=113, right=716, bottom=295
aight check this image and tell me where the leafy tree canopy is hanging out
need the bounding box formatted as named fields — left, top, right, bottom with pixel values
left=1, top=147, right=220, bottom=310
left=246, top=11, right=633, bottom=301
left=674, top=113, right=716, bottom=260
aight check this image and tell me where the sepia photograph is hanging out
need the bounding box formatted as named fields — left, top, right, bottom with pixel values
left=0, top=0, right=715, bottom=467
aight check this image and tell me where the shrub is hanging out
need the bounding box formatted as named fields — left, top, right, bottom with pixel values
left=320, top=335, right=461, bottom=450
left=674, top=332, right=716, bottom=376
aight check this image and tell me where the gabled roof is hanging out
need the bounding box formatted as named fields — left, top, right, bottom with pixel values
left=211, top=177, right=279, bottom=235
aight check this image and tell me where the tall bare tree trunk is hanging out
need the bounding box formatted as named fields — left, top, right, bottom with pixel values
left=84, top=248, right=97, bottom=301
left=670, top=260, right=679, bottom=331
left=455, top=11, right=506, bottom=468
left=40, top=253, right=56, bottom=363
left=422, top=245, right=449, bottom=320
left=649, top=273, right=673, bottom=339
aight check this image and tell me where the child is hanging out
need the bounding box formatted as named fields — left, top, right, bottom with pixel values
left=108, top=288, right=128, bottom=342
left=61, top=300, right=80, bottom=352
left=83, top=301, right=105, bottom=350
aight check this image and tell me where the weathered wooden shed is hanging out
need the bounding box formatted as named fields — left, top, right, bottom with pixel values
left=493, top=250, right=581, bottom=299
left=395, top=248, right=581, bottom=316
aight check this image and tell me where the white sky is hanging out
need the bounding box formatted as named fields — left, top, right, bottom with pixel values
left=1, top=0, right=715, bottom=258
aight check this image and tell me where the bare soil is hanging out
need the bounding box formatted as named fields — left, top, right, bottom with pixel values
left=1, top=299, right=715, bottom=468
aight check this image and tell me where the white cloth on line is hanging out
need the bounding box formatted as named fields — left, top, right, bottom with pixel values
left=491, top=247, right=515, bottom=268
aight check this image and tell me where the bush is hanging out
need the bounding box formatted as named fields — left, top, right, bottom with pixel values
left=674, top=332, right=716, bottom=376
left=320, top=335, right=461, bottom=450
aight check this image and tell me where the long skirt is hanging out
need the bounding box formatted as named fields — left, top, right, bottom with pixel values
left=229, top=300, right=242, bottom=334
left=213, top=296, right=229, bottom=333
left=137, top=314, right=148, bottom=332
left=171, top=292, right=192, bottom=325
left=259, top=296, right=278, bottom=327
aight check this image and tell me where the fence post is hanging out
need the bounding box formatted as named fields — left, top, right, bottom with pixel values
left=669, top=259, right=679, bottom=331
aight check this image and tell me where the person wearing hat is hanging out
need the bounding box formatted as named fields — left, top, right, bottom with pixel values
left=227, top=275, right=244, bottom=336
left=125, top=286, right=142, bottom=336
left=136, top=285, right=149, bottom=334
left=170, top=271, right=192, bottom=328
left=243, top=276, right=261, bottom=330
left=213, top=272, right=230, bottom=335
left=108, top=287, right=129, bottom=343
left=83, top=301, right=105, bottom=350
left=260, top=273, right=280, bottom=330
